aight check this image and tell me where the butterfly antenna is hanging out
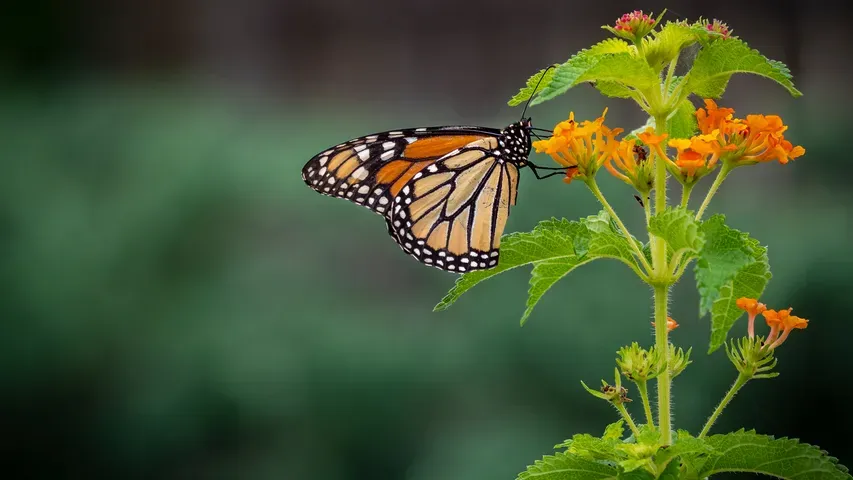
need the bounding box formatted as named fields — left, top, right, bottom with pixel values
left=520, top=64, right=557, bottom=120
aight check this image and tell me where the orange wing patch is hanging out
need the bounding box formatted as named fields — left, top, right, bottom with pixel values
left=376, top=159, right=434, bottom=197
left=403, top=135, right=485, bottom=159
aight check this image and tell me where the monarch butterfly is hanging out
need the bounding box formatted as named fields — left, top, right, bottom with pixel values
left=301, top=73, right=564, bottom=273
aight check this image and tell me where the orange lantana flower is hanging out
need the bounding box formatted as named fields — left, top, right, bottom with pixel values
left=694, top=100, right=805, bottom=167
left=665, top=135, right=732, bottom=183
left=761, top=307, right=808, bottom=349
left=533, top=108, right=621, bottom=184
left=736, top=297, right=767, bottom=338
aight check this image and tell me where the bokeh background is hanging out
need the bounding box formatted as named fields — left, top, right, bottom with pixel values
left=2, top=0, right=852, bottom=478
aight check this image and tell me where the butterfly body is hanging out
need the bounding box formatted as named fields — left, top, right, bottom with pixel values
left=302, top=120, right=535, bottom=273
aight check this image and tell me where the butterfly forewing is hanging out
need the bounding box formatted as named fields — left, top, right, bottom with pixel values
left=301, top=126, right=499, bottom=217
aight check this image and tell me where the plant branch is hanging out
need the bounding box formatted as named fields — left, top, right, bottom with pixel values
left=635, top=380, right=655, bottom=428
left=614, top=403, right=642, bottom=439
left=695, top=163, right=733, bottom=221
left=699, top=373, right=750, bottom=438
left=680, top=183, right=693, bottom=209
left=585, top=178, right=653, bottom=276
left=653, top=285, right=672, bottom=444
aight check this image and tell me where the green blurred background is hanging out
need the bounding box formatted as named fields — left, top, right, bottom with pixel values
left=2, top=0, right=851, bottom=478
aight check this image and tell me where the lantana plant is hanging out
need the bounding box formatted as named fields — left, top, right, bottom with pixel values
left=435, top=10, right=851, bottom=479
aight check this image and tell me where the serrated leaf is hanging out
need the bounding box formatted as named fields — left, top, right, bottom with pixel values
left=708, top=259, right=771, bottom=352
left=561, top=433, right=622, bottom=461
left=700, top=429, right=852, bottom=479
left=594, top=81, right=637, bottom=99
left=508, top=67, right=558, bottom=106
left=434, top=214, right=642, bottom=325
left=529, top=53, right=600, bottom=106
left=516, top=451, right=618, bottom=480
left=587, top=38, right=634, bottom=56
left=654, top=430, right=715, bottom=471
left=603, top=420, right=625, bottom=441
left=532, top=53, right=659, bottom=106
left=696, top=215, right=773, bottom=353
left=695, top=215, right=761, bottom=315
left=648, top=206, right=704, bottom=259
left=666, top=97, right=698, bottom=139
left=644, top=21, right=701, bottom=69
left=684, top=38, right=802, bottom=98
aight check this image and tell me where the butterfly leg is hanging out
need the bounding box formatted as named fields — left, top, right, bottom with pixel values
left=526, top=161, right=575, bottom=180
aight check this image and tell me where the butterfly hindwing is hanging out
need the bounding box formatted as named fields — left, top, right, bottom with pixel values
left=386, top=137, right=520, bottom=272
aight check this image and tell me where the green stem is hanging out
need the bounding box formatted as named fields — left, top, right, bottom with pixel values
left=699, top=373, right=750, bottom=438
left=680, top=183, right=693, bottom=209
left=663, top=58, right=678, bottom=99
left=643, top=195, right=651, bottom=226
left=651, top=115, right=669, bottom=278
left=695, top=163, right=732, bottom=221
left=636, top=380, right=655, bottom=428
left=586, top=179, right=653, bottom=275
left=654, top=285, right=672, bottom=444
left=615, top=403, right=642, bottom=438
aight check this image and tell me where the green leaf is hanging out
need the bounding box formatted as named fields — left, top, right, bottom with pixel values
left=700, top=429, right=852, bottom=479
left=587, top=38, right=634, bottom=56
left=594, top=81, right=637, bottom=99
left=643, top=21, right=701, bottom=70
left=516, top=451, right=618, bottom=480
left=435, top=213, right=641, bottom=326
left=532, top=53, right=658, bottom=106
left=654, top=430, right=715, bottom=472
left=684, top=38, right=802, bottom=98
left=665, top=97, right=698, bottom=139
left=558, top=433, right=621, bottom=461
left=603, top=420, right=625, bottom=441
left=508, top=67, right=558, bottom=106
left=695, top=215, right=760, bottom=315
left=648, top=206, right=704, bottom=260
left=694, top=215, right=772, bottom=352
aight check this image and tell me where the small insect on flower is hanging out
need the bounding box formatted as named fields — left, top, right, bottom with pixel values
left=650, top=317, right=679, bottom=331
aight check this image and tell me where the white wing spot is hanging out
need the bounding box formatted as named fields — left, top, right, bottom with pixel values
left=368, top=198, right=375, bottom=204
left=458, top=266, right=466, bottom=272
left=354, top=145, right=367, bottom=152
left=470, top=261, right=478, bottom=268
left=357, top=150, right=371, bottom=161
left=319, top=156, right=328, bottom=166
left=413, top=248, right=421, bottom=256
left=427, top=165, right=438, bottom=173
left=415, top=128, right=427, bottom=132
left=358, top=185, right=370, bottom=194
left=405, top=137, right=417, bottom=144
left=318, top=167, right=327, bottom=176
left=353, top=167, right=369, bottom=180
left=380, top=150, right=395, bottom=161
left=379, top=197, right=389, bottom=205
left=356, top=197, right=365, bottom=203
left=402, top=186, right=410, bottom=195
left=382, top=141, right=395, bottom=150
left=489, top=259, right=497, bottom=266
left=413, top=173, right=423, bottom=180
left=405, top=242, right=412, bottom=249
left=438, top=251, right=446, bottom=257
left=490, top=251, right=499, bottom=257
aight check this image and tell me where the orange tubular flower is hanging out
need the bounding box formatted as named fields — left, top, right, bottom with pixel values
left=533, top=108, right=621, bottom=184
left=736, top=297, right=767, bottom=338
left=606, top=127, right=665, bottom=193
left=694, top=99, right=806, bottom=167
left=761, top=307, right=808, bottom=349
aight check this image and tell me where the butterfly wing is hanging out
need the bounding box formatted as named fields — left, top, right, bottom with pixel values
left=302, top=127, right=499, bottom=216
left=386, top=137, right=520, bottom=272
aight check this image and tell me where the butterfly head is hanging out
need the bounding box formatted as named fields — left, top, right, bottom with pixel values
left=499, top=119, right=533, bottom=165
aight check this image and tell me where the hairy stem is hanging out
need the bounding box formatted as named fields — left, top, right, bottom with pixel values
left=643, top=195, right=651, bottom=226
left=680, top=183, right=693, bottom=209
left=695, top=163, right=733, bottom=221
left=663, top=57, right=679, bottom=98
left=699, top=373, right=750, bottom=438
left=636, top=380, right=655, bottom=428
left=615, top=403, right=641, bottom=438
left=651, top=115, right=669, bottom=278
left=586, top=179, right=653, bottom=275
left=654, top=285, right=672, bottom=444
